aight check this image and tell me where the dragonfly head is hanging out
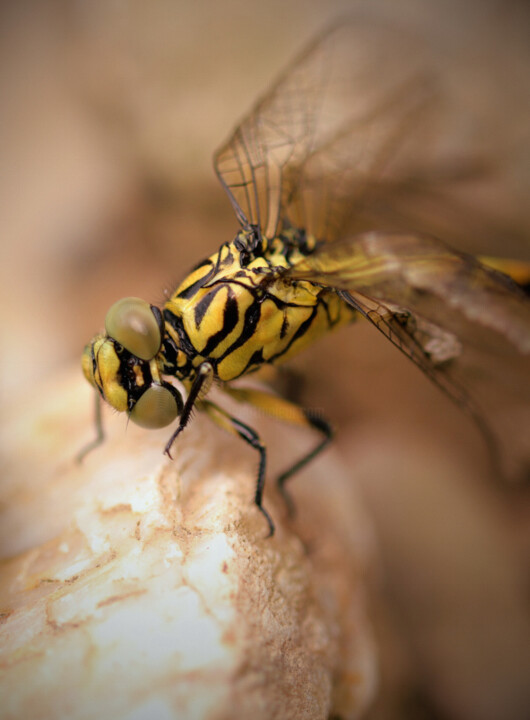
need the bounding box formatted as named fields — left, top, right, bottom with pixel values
left=82, top=297, right=183, bottom=428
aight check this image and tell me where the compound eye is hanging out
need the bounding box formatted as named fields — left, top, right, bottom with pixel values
left=105, top=297, right=161, bottom=360
left=130, top=384, right=180, bottom=429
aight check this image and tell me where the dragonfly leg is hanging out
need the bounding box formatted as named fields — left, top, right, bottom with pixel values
left=276, top=412, right=333, bottom=516
left=201, top=400, right=274, bottom=537
left=223, top=386, right=333, bottom=516
left=76, top=392, right=105, bottom=462
left=164, top=362, right=213, bottom=458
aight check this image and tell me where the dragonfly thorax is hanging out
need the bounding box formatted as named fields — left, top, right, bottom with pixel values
left=160, top=232, right=356, bottom=385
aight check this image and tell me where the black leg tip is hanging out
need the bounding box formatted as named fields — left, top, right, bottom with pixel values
left=258, top=505, right=275, bottom=538
left=276, top=476, right=297, bottom=518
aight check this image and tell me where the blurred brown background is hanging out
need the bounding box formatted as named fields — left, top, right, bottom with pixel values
left=1, top=1, right=529, bottom=719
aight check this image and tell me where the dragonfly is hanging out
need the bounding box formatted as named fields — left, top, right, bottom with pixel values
left=82, top=19, right=530, bottom=535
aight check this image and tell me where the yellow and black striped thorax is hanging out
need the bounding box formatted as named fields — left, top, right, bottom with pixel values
left=160, top=228, right=356, bottom=385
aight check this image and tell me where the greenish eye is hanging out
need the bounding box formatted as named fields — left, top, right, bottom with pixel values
left=130, top=384, right=180, bottom=429
left=105, top=297, right=162, bottom=360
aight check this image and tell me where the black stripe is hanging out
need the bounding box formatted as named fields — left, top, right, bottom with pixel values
left=224, top=289, right=239, bottom=327
left=280, top=314, right=289, bottom=339
left=161, top=332, right=178, bottom=367
left=201, top=289, right=240, bottom=356
left=177, top=263, right=215, bottom=299
left=268, top=304, right=318, bottom=364
left=160, top=332, right=190, bottom=376
left=212, top=244, right=230, bottom=274
left=217, top=298, right=261, bottom=361
left=194, top=285, right=223, bottom=328
left=163, top=310, right=197, bottom=357
left=236, top=347, right=265, bottom=377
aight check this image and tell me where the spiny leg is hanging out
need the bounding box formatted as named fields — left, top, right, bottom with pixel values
left=164, top=362, right=214, bottom=458
left=276, top=411, right=333, bottom=515
left=201, top=400, right=274, bottom=537
left=223, top=386, right=333, bottom=516
left=76, top=392, right=105, bottom=463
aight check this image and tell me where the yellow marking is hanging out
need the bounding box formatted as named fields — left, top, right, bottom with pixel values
left=133, top=365, right=145, bottom=387
left=92, top=338, right=128, bottom=412
left=149, top=358, right=163, bottom=384
left=274, top=292, right=355, bottom=366
left=479, top=256, right=530, bottom=286
left=81, top=343, right=98, bottom=386
left=246, top=256, right=270, bottom=272
left=224, top=387, right=309, bottom=427
left=217, top=340, right=264, bottom=381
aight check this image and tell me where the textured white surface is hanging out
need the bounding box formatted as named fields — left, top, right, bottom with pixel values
left=0, top=372, right=376, bottom=720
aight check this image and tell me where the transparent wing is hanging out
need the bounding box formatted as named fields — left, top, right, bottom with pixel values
left=343, top=166, right=530, bottom=261
left=287, top=231, right=530, bottom=480
left=214, top=19, right=435, bottom=242
left=288, top=232, right=530, bottom=352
